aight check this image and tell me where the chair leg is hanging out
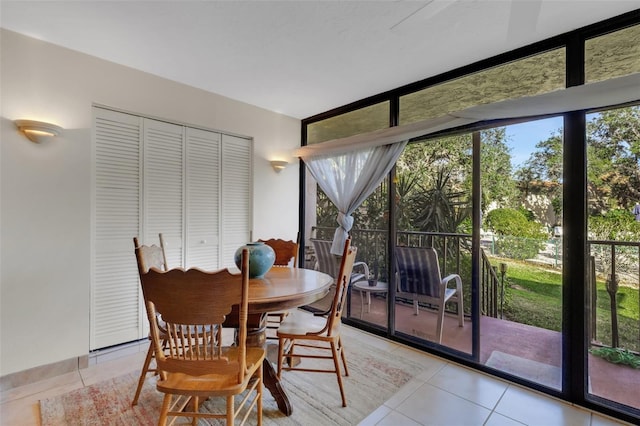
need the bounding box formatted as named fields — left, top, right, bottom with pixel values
left=457, top=289, right=465, bottom=327
left=413, top=299, right=419, bottom=315
left=131, top=341, right=154, bottom=406
left=159, top=394, right=172, bottom=426
left=227, top=395, right=234, bottom=426
left=338, top=336, right=349, bottom=376
left=191, top=397, right=199, bottom=426
left=257, top=364, right=263, bottom=426
left=331, top=341, right=347, bottom=407
left=276, top=337, right=285, bottom=379
left=436, top=305, right=446, bottom=344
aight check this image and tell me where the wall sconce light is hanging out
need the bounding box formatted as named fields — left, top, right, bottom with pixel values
left=14, top=119, right=63, bottom=143
left=270, top=160, right=288, bottom=173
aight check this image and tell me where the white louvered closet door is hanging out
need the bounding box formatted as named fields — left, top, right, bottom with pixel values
left=93, top=107, right=253, bottom=351
left=143, top=119, right=184, bottom=269
left=185, top=127, right=221, bottom=270
left=92, top=108, right=143, bottom=350
left=221, top=134, right=252, bottom=267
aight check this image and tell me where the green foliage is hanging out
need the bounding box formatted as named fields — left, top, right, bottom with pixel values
left=499, top=260, right=562, bottom=331
left=524, top=132, right=563, bottom=182
left=478, top=128, right=518, bottom=212
left=589, top=347, right=640, bottom=369
left=587, top=107, right=640, bottom=213
left=412, top=168, right=470, bottom=233
left=396, top=136, right=472, bottom=234
left=485, top=208, right=542, bottom=237
left=316, top=189, right=338, bottom=228
left=518, top=208, right=535, bottom=222
left=496, top=258, right=639, bottom=352
left=589, top=209, right=640, bottom=241
left=485, top=208, right=546, bottom=259
left=515, top=130, right=564, bottom=223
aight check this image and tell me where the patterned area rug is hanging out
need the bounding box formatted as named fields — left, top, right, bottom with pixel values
left=486, top=350, right=561, bottom=389
left=40, top=338, right=423, bottom=425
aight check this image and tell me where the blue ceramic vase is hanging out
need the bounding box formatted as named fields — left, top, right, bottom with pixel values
left=234, top=242, right=276, bottom=278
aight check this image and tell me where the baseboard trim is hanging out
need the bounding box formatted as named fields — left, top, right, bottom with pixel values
left=0, top=339, right=148, bottom=392
left=0, top=355, right=88, bottom=392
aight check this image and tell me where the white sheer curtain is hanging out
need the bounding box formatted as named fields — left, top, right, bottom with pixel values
left=301, top=142, right=407, bottom=255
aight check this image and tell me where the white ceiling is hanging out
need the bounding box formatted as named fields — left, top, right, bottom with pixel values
left=1, top=1, right=638, bottom=119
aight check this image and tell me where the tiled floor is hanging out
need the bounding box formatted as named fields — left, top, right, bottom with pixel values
left=0, top=320, right=630, bottom=426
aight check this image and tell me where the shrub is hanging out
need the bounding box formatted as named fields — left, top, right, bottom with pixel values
left=589, top=209, right=640, bottom=241
left=485, top=208, right=547, bottom=259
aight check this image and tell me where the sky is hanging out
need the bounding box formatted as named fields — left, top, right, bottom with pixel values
left=505, top=116, right=564, bottom=169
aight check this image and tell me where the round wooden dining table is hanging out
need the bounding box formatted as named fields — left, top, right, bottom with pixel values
left=224, top=267, right=333, bottom=416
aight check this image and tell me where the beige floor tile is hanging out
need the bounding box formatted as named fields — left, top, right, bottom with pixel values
left=428, top=363, right=508, bottom=409
left=395, top=382, right=491, bottom=425
left=484, top=411, right=527, bottom=426
left=376, top=409, right=422, bottom=426
left=0, top=326, right=633, bottom=426
left=384, top=377, right=429, bottom=409
left=358, top=404, right=393, bottom=426
left=495, top=385, right=591, bottom=425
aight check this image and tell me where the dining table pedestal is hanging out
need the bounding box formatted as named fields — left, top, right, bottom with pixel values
left=223, top=267, right=333, bottom=416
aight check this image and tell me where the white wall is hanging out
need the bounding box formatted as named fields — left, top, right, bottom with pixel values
left=0, top=30, right=301, bottom=376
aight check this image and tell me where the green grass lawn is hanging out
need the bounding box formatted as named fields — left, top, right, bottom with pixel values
left=490, top=257, right=639, bottom=352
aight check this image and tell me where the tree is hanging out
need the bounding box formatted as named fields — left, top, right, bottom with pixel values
left=523, top=132, right=563, bottom=182
left=412, top=167, right=470, bottom=233
left=396, top=134, right=472, bottom=233
left=478, top=128, right=518, bottom=212
left=514, top=130, right=563, bottom=224
left=587, top=107, right=640, bottom=213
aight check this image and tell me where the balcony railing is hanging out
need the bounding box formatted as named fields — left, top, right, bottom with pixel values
left=310, top=226, right=500, bottom=318
left=588, top=239, right=640, bottom=351
left=310, top=227, right=640, bottom=351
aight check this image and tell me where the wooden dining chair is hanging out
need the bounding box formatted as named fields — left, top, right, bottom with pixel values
left=259, top=237, right=299, bottom=268
left=131, top=234, right=168, bottom=406
left=259, top=236, right=299, bottom=336
left=276, top=238, right=357, bottom=407
left=140, top=250, right=265, bottom=425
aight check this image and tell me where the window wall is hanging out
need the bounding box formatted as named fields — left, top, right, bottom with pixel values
left=301, top=13, right=640, bottom=424
left=399, top=48, right=565, bottom=125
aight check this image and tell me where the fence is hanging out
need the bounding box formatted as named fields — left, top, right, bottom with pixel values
left=310, top=227, right=500, bottom=318
left=310, top=227, right=640, bottom=351
left=588, top=240, right=640, bottom=351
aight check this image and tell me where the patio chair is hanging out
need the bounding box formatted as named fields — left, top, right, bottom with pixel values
left=276, top=238, right=357, bottom=407
left=311, top=238, right=369, bottom=285
left=309, top=238, right=370, bottom=315
left=139, top=249, right=264, bottom=425
left=395, top=246, right=464, bottom=344
left=131, top=234, right=168, bottom=406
